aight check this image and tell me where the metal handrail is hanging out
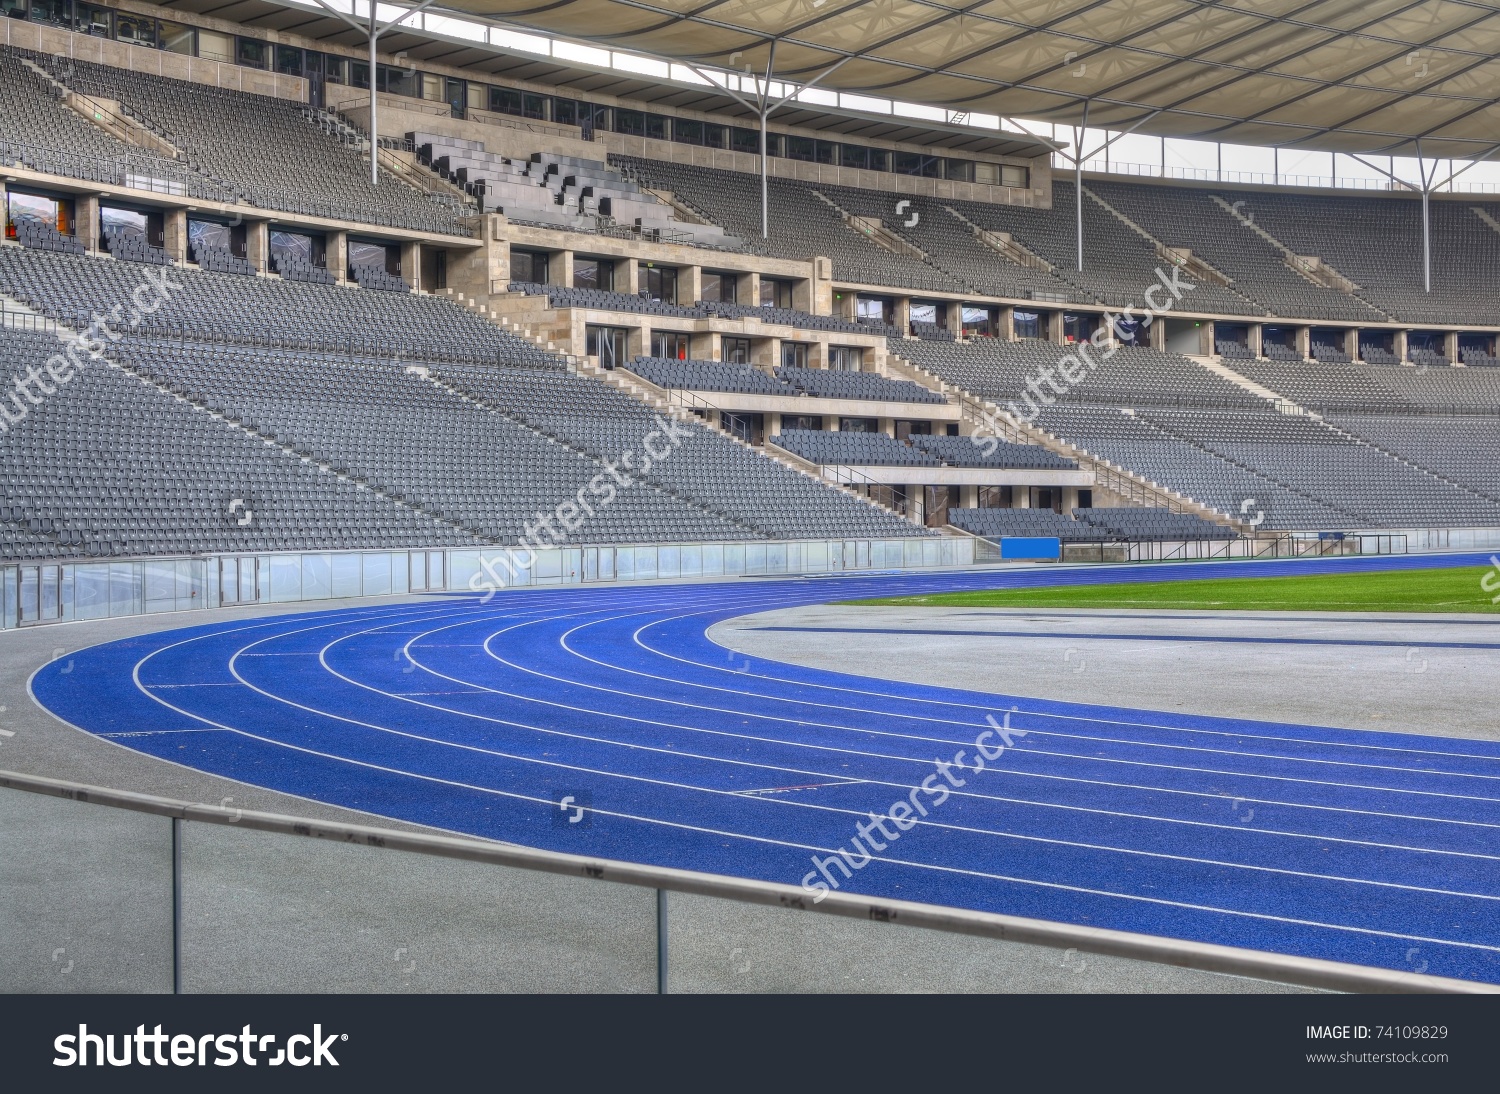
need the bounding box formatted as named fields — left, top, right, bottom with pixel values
left=0, top=769, right=1487, bottom=994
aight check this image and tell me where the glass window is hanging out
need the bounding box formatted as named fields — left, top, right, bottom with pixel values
left=378, top=64, right=417, bottom=97
left=673, top=118, right=704, bottom=146
left=573, top=258, right=613, bottom=291
left=28, top=0, right=70, bottom=27
left=700, top=272, right=737, bottom=304
left=586, top=326, right=629, bottom=369
left=829, top=346, right=863, bottom=371
left=868, top=148, right=891, bottom=172
left=839, top=144, right=869, bottom=170
left=961, top=306, right=992, bottom=337
left=6, top=192, right=63, bottom=236
left=270, top=230, right=314, bottom=265
left=731, top=127, right=760, bottom=154
left=1, top=0, right=27, bottom=19
left=73, top=2, right=108, bottom=35
left=237, top=37, right=268, bottom=69
left=115, top=12, right=157, bottom=47
left=511, top=250, right=548, bottom=284
left=910, top=302, right=938, bottom=324
left=780, top=342, right=808, bottom=368
left=1014, top=309, right=1042, bottom=339
left=856, top=296, right=890, bottom=324
left=348, top=240, right=390, bottom=269
left=421, top=73, right=443, bottom=101
left=350, top=61, right=370, bottom=89
left=815, top=140, right=836, bottom=165
left=760, top=278, right=792, bottom=309
left=187, top=219, right=231, bottom=252
left=650, top=331, right=689, bottom=359
left=841, top=417, right=879, bottom=433
left=554, top=99, right=579, bottom=127
left=786, top=135, right=816, bottom=162
left=490, top=87, right=523, bottom=116
left=101, top=206, right=147, bottom=239
left=276, top=45, right=304, bottom=76
left=642, top=265, right=676, bottom=304
left=645, top=114, right=668, bottom=140
left=721, top=337, right=751, bottom=364
left=895, top=151, right=940, bottom=177
left=944, top=159, right=975, bottom=182
left=1000, top=164, right=1029, bottom=188
left=613, top=109, right=647, bottom=136
left=704, top=123, right=727, bottom=149
left=160, top=19, right=194, bottom=55
left=323, top=54, right=347, bottom=84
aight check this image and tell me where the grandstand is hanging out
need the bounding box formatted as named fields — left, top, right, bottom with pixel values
left=5, top=0, right=1500, bottom=1011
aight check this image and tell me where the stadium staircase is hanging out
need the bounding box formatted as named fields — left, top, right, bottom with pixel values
left=1209, top=194, right=1376, bottom=305
left=1081, top=186, right=1239, bottom=291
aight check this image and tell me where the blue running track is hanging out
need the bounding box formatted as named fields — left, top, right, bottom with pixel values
left=30, top=552, right=1500, bottom=984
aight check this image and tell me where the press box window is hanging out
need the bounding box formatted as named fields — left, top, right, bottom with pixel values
left=701, top=272, right=738, bottom=303
left=573, top=258, right=614, bottom=291
left=651, top=331, right=690, bottom=360
left=829, top=346, right=863, bottom=371
left=780, top=342, right=809, bottom=368
left=512, top=250, right=549, bottom=285
left=236, top=37, right=268, bottom=69
left=641, top=265, right=676, bottom=304
left=586, top=326, right=629, bottom=369
left=721, top=337, right=752, bottom=364
left=759, top=278, right=792, bottom=309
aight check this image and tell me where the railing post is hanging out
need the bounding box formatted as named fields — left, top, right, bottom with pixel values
left=171, top=815, right=183, bottom=995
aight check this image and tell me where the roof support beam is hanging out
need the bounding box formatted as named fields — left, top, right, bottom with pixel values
left=309, top=0, right=442, bottom=184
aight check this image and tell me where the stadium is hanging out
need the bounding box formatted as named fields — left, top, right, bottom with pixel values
left=2, top=0, right=1500, bottom=1008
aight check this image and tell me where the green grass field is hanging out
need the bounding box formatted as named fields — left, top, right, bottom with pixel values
left=844, top=565, right=1500, bottom=613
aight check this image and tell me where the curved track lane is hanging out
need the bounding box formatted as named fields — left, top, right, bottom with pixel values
left=31, top=553, right=1500, bottom=983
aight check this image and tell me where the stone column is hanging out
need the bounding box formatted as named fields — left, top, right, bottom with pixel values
left=326, top=230, right=348, bottom=282
left=163, top=208, right=188, bottom=264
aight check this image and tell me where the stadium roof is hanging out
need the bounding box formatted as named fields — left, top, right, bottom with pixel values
left=425, top=0, right=1500, bottom=159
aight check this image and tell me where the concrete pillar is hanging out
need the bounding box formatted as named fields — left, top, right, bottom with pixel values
left=1050, top=310, right=1067, bottom=345
left=809, top=256, right=832, bottom=314
left=1344, top=328, right=1359, bottom=359
left=553, top=250, right=574, bottom=287
left=960, top=484, right=978, bottom=508
left=682, top=265, right=703, bottom=306
left=401, top=240, right=421, bottom=290
left=246, top=219, right=269, bottom=274
left=75, top=193, right=100, bottom=253
left=1146, top=313, right=1165, bottom=350
left=909, top=486, right=925, bottom=527
left=944, top=301, right=964, bottom=336
left=1015, top=487, right=1031, bottom=509
left=326, top=230, right=348, bottom=282
left=1201, top=321, right=1215, bottom=357
left=827, top=417, right=840, bottom=432
left=741, top=271, right=760, bottom=307
left=619, top=257, right=639, bottom=294
left=878, top=415, right=894, bottom=437
left=1443, top=330, right=1459, bottom=362
left=767, top=411, right=781, bottom=436
left=1294, top=326, right=1311, bottom=360
left=1248, top=323, right=1263, bottom=357
left=995, top=305, right=1014, bottom=341
left=1393, top=329, right=1408, bottom=362
left=163, top=208, right=188, bottom=264
left=892, top=297, right=911, bottom=335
